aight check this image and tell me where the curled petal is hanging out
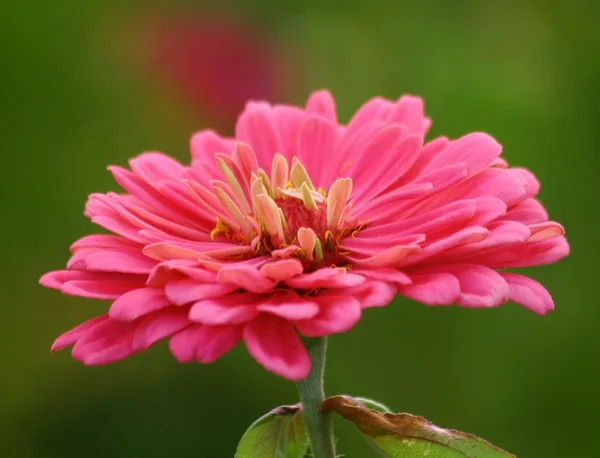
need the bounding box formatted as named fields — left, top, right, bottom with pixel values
left=189, top=294, right=259, bottom=325
left=256, top=292, right=320, bottom=320
left=243, top=314, right=310, bottom=381
left=109, top=288, right=171, bottom=321
left=132, top=308, right=190, bottom=350
left=295, top=292, right=362, bottom=337
left=259, top=258, right=304, bottom=282
left=217, top=264, right=276, bottom=293
left=399, top=273, right=461, bottom=306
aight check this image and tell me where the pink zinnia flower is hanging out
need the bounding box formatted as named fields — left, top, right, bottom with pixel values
left=145, top=12, right=286, bottom=124
left=41, top=91, right=568, bottom=381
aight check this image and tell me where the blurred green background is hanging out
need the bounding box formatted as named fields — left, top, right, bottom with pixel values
left=2, top=0, right=597, bottom=456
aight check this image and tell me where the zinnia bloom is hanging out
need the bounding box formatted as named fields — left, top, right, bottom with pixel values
left=41, top=91, right=568, bottom=380
left=145, top=12, right=286, bottom=124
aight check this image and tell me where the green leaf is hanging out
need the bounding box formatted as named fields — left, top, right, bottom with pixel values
left=235, top=403, right=308, bottom=458
left=323, top=396, right=516, bottom=458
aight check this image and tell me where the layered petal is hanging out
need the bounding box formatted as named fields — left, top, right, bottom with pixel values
left=42, top=89, right=568, bottom=381
left=243, top=314, right=310, bottom=381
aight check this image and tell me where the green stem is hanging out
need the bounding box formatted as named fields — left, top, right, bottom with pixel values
left=295, top=337, right=336, bottom=458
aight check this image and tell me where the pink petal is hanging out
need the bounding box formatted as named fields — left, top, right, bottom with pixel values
left=171, top=323, right=244, bottom=365
left=501, top=198, right=548, bottom=225
left=352, top=135, right=422, bottom=205
left=355, top=268, right=412, bottom=287
left=491, top=157, right=508, bottom=168
left=471, top=197, right=508, bottom=226
left=508, top=167, right=540, bottom=198
left=82, top=249, right=157, bottom=274
left=256, top=292, right=320, bottom=320
left=147, top=260, right=217, bottom=287
left=71, top=318, right=136, bottom=362
left=295, top=292, right=362, bottom=337
left=527, top=222, right=565, bottom=243
left=217, top=264, right=276, bottom=293
left=89, top=214, right=146, bottom=244
left=109, top=288, right=171, bottom=321
left=348, top=125, right=406, bottom=185
left=51, top=315, right=109, bottom=352
left=399, top=273, right=461, bottom=306
left=341, top=233, right=426, bottom=256
left=243, top=314, right=310, bottom=381
left=168, top=325, right=201, bottom=363
left=285, top=268, right=366, bottom=289
left=70, top=234, right=137, bottom=252
left=434, top=221, right=531, bottom=262
left=164, top=278, right=237, bottom=306
left=271, top=245, right=301, bottom=259
left=41, top=270, right=147, bottom=300
left=132, top=308, right=190, bottom=350
left=297, top=116, right=337, bottom=187
left=195, top=325, right=243, bottom=363
left=437, top=264, right=509, bottom=308
left=108, top=166, right=161, bottom=207
left=190, top=129, right=234, bottom=162
left=397, top=226, right=489, bottom=267
left=471, top=237, right=570, bottom=269
left=346, top=243, right=422, bottom=268
left=344, top=97, right=392, bottom=140
left=349, top=280, right=397, bottom=308
left=273, top=105, right=305, bottom=161
left=259, top=258, right=305, bottom=282
left=431, top=168, right=527, bottom=208
left=394, top=136, right=450, bottom=186
left=357, top=201, right=476, bottom=239
left=354, top=182, right=433, bottom=221
left=129, top=152, right=185, bottom=183
left=425, top=132, right=502, bottom=177
left=83, top=339, right=137, bottom=366
left=386, top=95, right=427, bottom=133
left=501, top=273, right=554, bottom=316
left=306, top=90, right=337, bottom=125
left=189, top=294, right=259, bottom=325
left=235, top=103, right=282, bottom=169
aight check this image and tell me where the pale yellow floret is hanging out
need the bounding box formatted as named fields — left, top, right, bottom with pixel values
left=327, top=177, right=353, bottom=229
left=297, top=227, right=317, bottom=261
left=257, top=169, right=273, bottom=197
left=314, top=237, right=324, bottom=262
left=271, top=153, right=289, bottom=198
left=256, top=193, right=285, bottom=244
left=290, top=159, right=314, bottom=190
left=300, top=182, right=318, bottom=210
left=216, top=156, right=250, bottom=214
left=213, top=186, right=252, bottom=234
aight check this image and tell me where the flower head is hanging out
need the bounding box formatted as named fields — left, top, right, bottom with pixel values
left=41, top=91, right=569, bottom=380
left=145, top=12, right=286, bottom=124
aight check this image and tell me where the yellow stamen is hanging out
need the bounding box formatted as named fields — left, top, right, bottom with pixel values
left=324, top=231, right=334, bottom=251
left=210, top=218, right=230, bottom=240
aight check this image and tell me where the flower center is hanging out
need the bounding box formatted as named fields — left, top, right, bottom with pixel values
left=207, top=147, right=360, bottom=270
